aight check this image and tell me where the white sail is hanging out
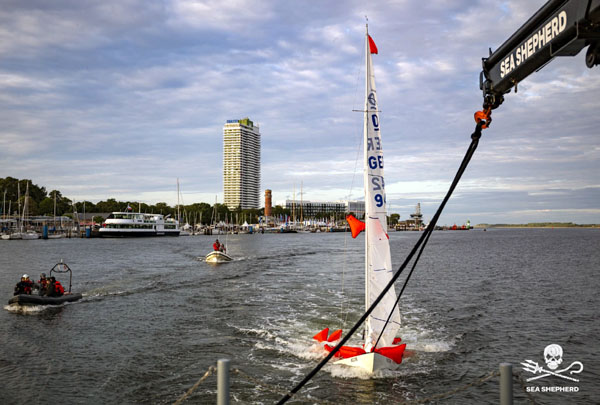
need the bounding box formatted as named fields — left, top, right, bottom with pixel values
left=363, top=29, right=401, bottom=351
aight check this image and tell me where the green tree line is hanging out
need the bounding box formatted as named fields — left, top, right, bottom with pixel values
left=2, top=177, right=403, bottom=226
left=1, top=177, right=267, bottom=225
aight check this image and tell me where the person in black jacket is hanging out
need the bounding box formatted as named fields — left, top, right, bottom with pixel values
left=13, top=274, right=33, bottom=295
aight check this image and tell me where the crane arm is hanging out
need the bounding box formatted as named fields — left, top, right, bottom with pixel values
left=480, top=0, right=600, bottom=110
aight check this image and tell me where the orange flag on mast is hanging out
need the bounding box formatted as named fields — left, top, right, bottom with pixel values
left=346, top=214, right=366, bottom=238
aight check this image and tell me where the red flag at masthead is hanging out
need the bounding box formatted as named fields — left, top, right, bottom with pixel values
left=368, top=35, right=378, bottom=54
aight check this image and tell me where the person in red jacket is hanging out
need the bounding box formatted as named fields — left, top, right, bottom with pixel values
left=36, top=273, right=49, bottom=295
left=55, top=280, right=65, bottom=296
left=213, top=239, right=221, bottom=251
left=46, top=276, right=65, bottom=297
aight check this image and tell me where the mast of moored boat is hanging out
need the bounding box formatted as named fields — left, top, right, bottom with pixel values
left=17, top=181, right=21, bottom=233
left=177, top=178, right=181, bottom=226
left=53, top=191, right=57, bottom=231
left=21, top=181, right=29, bottom=231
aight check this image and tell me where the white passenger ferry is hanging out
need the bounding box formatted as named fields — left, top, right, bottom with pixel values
left=99, top=211, right=180, bottom=237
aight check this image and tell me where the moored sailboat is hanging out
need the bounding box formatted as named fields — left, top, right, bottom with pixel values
left=19, top=182, right=40, bottom=240
left=313, top=26, right=405, bottom=374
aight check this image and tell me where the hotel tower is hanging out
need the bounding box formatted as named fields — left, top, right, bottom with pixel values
left=223, top=118, right=261, bottom=210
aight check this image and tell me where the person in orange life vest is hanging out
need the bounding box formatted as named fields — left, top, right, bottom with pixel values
left=213, top=239, right=221, bottom=251
left=46, top=276, right=64, bottom=297
left=54, top=279, right=65, bottom=296
left=36, top=273, right=49, bottom=295
left=14, top=274, right=33, bottom=295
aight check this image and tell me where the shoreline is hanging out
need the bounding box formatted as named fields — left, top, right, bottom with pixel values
left=474, top=225, right=598, bottom=229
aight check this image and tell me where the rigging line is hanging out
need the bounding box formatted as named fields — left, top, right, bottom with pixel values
left=340, top=136, right=363, bottom=326
left=341, top=120, right=364, bottom=327
left=373, top=125, right=483, bottom=348
left=277, top=121, right=485, bottom=405
left=341, top=53, right=368, bottom=328
left=341, top=225, right=349, bottom=326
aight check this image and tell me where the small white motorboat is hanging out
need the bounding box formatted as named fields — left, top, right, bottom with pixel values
left=205, top=250, right=233, bottom=263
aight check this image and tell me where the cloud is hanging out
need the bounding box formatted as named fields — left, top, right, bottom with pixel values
left=166, top=0, right=275, bottom=31
left=0, top=0, right=598, bottom=224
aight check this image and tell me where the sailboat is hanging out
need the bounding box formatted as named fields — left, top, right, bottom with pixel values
left=313, top=26, right=406, bottom=373
left=176, top=179, right=192, bottom=236
left=3, top=183, right=22, bottom=239
left=47, top=191, right=64, bottom=239
left=20, top=182, right=40, bottom=240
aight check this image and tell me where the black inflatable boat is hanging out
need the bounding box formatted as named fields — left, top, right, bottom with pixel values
left=8, top=261, right=83, bottom=306
left=9, top=293, right=83, bottom=305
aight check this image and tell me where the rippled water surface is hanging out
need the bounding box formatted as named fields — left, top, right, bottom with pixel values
left=1, top=229, right=598, bottom=404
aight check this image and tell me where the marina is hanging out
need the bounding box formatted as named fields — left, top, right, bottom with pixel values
left=1, top=229, right=598, bottom=404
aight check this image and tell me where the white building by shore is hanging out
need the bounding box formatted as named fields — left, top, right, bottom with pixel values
left=279, top=200, right=365, bottom=217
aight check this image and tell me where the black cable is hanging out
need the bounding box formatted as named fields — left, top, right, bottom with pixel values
left=374, top=121, right=483, bottom=347
left=277, top=121, right=485, bottom=404
left=373, top=222, right=433, bottom=349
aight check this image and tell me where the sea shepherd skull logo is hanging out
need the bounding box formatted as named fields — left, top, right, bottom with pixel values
left=522, top=344, right=584, bottom=382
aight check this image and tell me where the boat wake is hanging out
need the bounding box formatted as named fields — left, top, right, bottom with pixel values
left=4, top=303, right=56, bottom=314
left=397, top=302, right=455, bottom=354
left=83, top=277, right=165, bottom=300
left=234, top=298, right=455, bottom=380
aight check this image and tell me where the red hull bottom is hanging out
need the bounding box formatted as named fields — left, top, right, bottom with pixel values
left=313, top=327, right=406, bottom=365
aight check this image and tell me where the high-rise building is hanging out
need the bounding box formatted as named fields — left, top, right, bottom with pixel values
left=223, top=118, right=261, bottom=210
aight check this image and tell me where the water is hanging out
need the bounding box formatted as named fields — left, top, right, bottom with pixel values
left=0, top=229, right=598, bottom=404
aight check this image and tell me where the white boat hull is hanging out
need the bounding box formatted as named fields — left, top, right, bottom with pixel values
left=21, top=232, right=40, bottom=240
left=334, top=352, right=400, bottom=373
left=205, top=251, right=233, bottom=263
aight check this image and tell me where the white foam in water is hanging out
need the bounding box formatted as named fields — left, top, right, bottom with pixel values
left=4, top=303, right=48, bottom=314
left=239, top=292, right=453, bottom=381
left=398, top=325, right=453, bottom=353
left=329, top=363, right=395, bottom=380
left=236, top=326, right=276, bottom=340
left=259, top=299, right=456, bottom=381
left=82, top=288, right=129, bottom=298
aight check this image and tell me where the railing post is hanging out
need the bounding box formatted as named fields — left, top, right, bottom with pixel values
left=217, top=359, right=230, bottom=405
left=500, top=362, right=513, bottom=405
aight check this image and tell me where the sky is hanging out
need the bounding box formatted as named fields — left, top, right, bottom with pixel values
left=1, top=0, right=598, bottom=225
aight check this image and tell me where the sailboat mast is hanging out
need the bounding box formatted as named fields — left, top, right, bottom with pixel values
left=177, top=178, right=180, bottom=224
left=17, top=181, right=21, bottom=223
left=53, top=191, right=57, bottom=229
left=363, top=24, right=370, bottom=322
left=300, top=180, right=303, bottom=225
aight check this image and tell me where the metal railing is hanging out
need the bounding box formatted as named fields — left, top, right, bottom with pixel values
left=174, top=361, right=535, bottom=405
